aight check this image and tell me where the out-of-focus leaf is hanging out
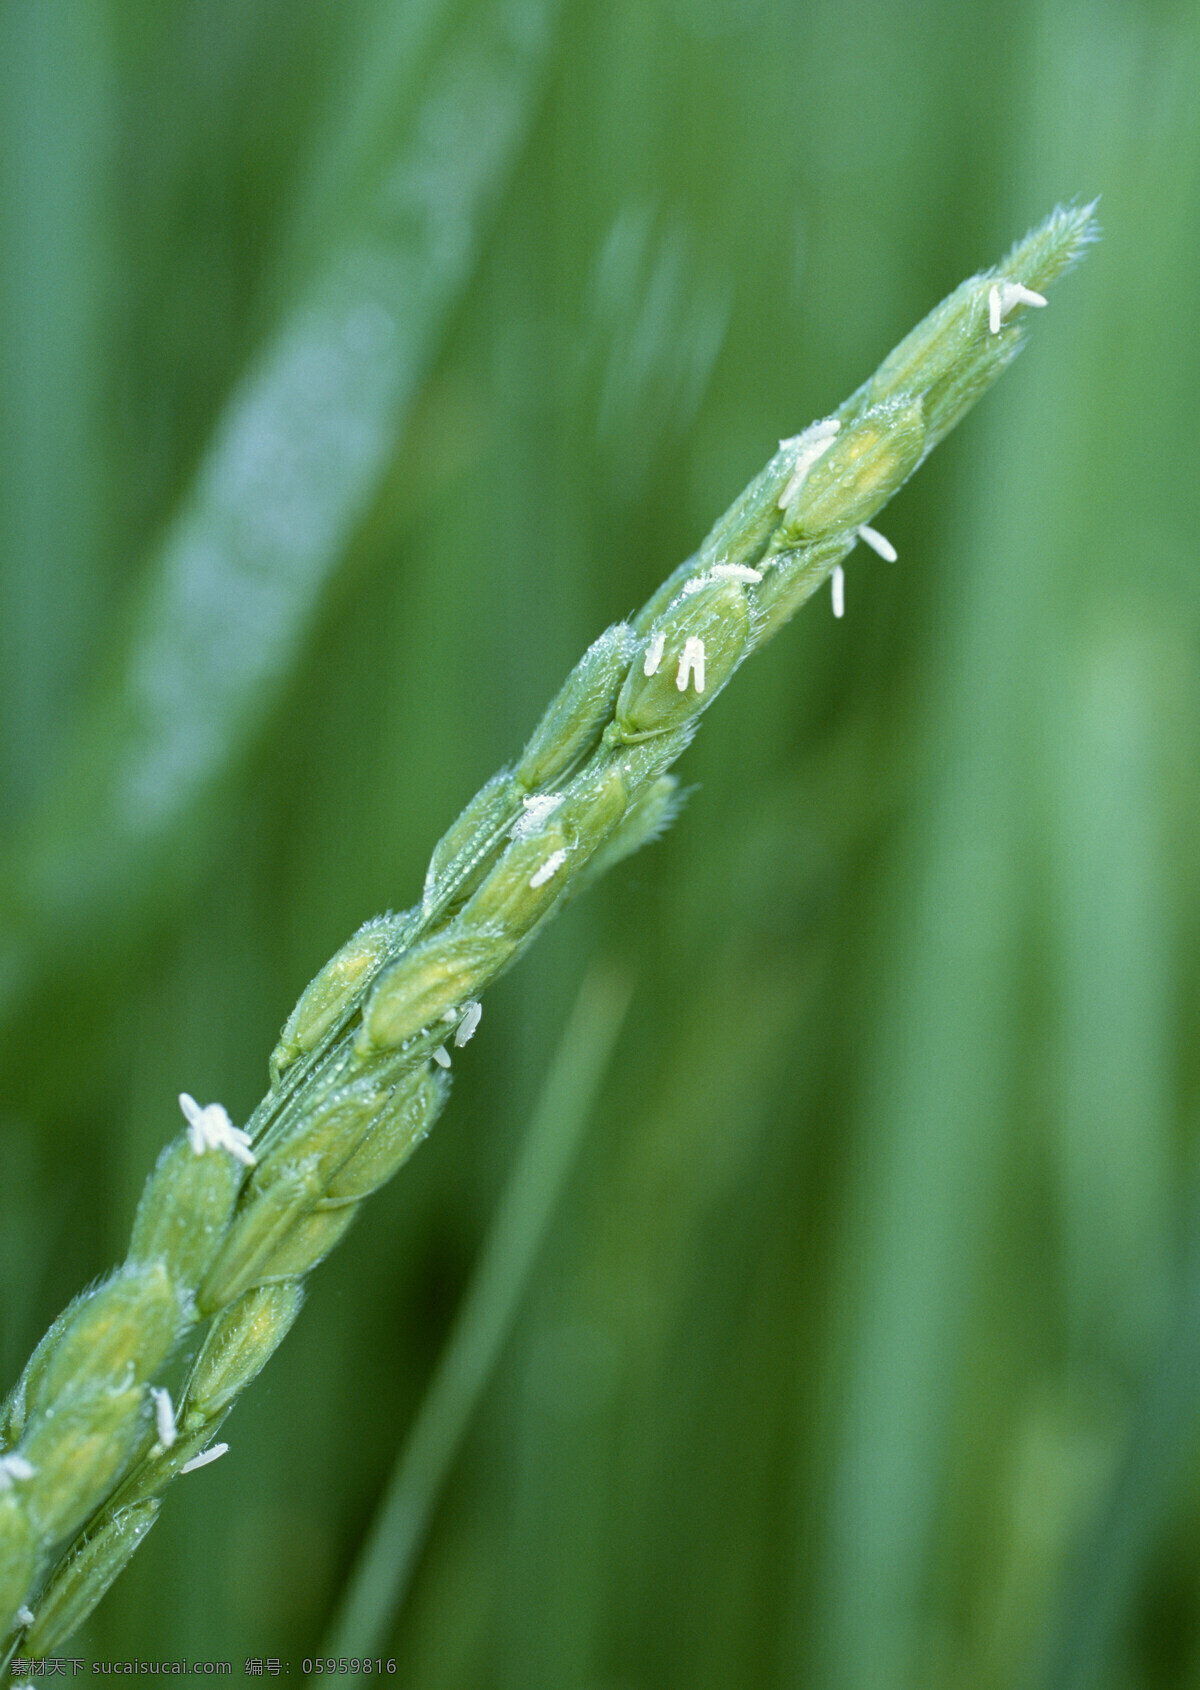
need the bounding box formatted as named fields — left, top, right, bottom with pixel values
left=323, top=965, right=631, bottom=1654
left=0, top=0, right=116, bottom=812
left=0, top=0, right=562, bottom=1039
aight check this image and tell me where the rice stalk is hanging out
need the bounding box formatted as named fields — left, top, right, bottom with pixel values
left=0, top=203, right=1095, bottom=1661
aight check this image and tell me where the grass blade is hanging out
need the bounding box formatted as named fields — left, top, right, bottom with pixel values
left=321, top=965, right=632, bottom=1655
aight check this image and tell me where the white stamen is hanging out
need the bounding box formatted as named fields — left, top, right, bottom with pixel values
left=675, top=636, right=706, bottom=693
left=831, top=565, right=845, bottom=619
left=529, top=848, right=568, bottom=889
left=708, top=563, right=763, bottom=584
left=180, top=1442, right=229, bottom=1475
left=511, top=793, right=563, bottom=840
left=0, top=1453, right=35, bottom=1489
left=1001, top=280, right=1047, bottom=316
left=151, top=1387, right=177, bottom=1449
left=16, top=1606, right=34, bottom=1628
left=454, top=1001, right=482, bottom=1047
left=179, top=1094, right=256, bottom=1167
left=681, top=565, right=763, bottom=597
left=432, top=1045, right=452, bottom=1069
left=779, top=416, right=840, bottom=456
left=777, top=418, right=841, bottom=509
left=643, top=632, right=666, bottom=676
left=857, top=523, right=898, bottom=562
left=989, top=279, right=1047, bottom=334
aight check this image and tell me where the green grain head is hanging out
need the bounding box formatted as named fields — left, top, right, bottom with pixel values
left=1, top=202, right=1097, bottom=1656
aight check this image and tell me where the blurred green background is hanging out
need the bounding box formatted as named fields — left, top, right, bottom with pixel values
left=2, top=0, right=1199, bottom=1682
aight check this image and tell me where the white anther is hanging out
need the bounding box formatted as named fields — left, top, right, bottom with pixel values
left=0, top=1453, right=35, bottom=1489
left=708, top=563, right=763, bottom=584
left=511, top=793, right=563, bottom=840
left=682, top=564, right=763, bottom=596
left=16, top=1606, right=34, bottom=1628
left=179, top=1094, right=256, bottom=1167
left=779, top=416, right=840, bottom=456
left=676, top=636, right=706, bottom=693
left=777, top=418, right=841, bottom=509
left=180, top=1442, right=229, bottom=1475
left=441, top=1007, right=459, bottom=1023
left=432, top=1045, right=452, bottom=1069
left=831, top=565, right=845, bottom=619
left=989, top=279, right=1046, bottom=333
left=151, top=1387, right=177, bottom=1449
left=454, top=1001, right=482, bottom=1047
left=529, top=848, right=568, bottom=889
left=643, top=632, right=666, bottom=676
left=1002, top=281, right=1047, bottom=315
left=857, top=523, right=898, bottom=562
